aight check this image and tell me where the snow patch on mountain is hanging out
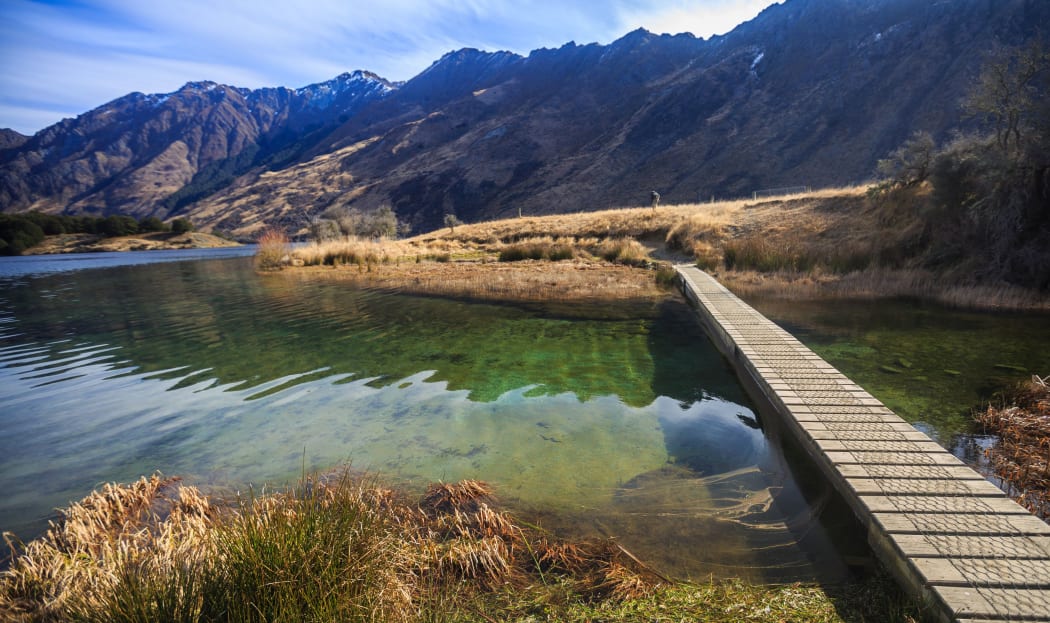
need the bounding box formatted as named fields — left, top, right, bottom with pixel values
left=294, top=70, right=396, bottom=110
left=750, top=51, right=765, bottom=71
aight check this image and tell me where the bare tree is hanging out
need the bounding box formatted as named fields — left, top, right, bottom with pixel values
left=964, top=40, right=1050, bottom=156
left=877, top=131, right=936, bottom=187
left=365, top=206, right=399, bottom=239
left=308, top=217, right=340, bottom=242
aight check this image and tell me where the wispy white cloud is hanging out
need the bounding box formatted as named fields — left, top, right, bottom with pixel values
left=0, top=0, right=776, bottom=135
left=615, top=0, right=780, bottom=37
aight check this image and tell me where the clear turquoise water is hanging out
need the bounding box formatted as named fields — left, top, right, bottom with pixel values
left=740, top=295, right=1050, bottom=453
left=0, top=253, right=847, bottom=581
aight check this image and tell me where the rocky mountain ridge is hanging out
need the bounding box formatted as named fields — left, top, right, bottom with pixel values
left=0, top=71, right=395, bottom=219
left=0, top=129, right=28, bottom=151
left=2, top=0, right=1047, bottom=236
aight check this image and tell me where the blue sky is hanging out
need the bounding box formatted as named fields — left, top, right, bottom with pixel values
left=0, top=0, right=778, bottom=135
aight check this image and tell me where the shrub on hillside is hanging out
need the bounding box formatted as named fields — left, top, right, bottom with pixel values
left=874, top=41, right=1050, bottom=288
left=876, top=131, right=936, bottom=188
left=322, top=206, right=406, bottom=240
left=308, top=217, right=341, bottom=242
left=100, top=215, right=139, bottom=238
left=444, top=213, right=462, bottom=233
left=0, top=215, right=45, bottom=255
left=170, top=218, right=195, bottom=234
left=138, top=216, right=168, bottom=233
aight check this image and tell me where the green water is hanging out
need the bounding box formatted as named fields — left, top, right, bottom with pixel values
left=0, top=253, right=849, bottom=582
left=740, top=295, right=1050, bottom=448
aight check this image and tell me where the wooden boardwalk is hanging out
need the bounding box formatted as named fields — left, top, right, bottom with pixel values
left=676, top=266, right=1050, bottom=623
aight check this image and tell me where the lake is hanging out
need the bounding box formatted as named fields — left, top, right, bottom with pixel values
left=0, top=250, right=849, bottom=582
left=741, top=295, right=1050, bottom=461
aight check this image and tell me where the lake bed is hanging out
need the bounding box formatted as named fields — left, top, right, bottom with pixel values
left=0, top=251, right=844, bottom=581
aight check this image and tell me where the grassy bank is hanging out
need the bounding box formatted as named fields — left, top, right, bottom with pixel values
left=256, top=225, right=674, bottom=304
left=1, top=474, right=921, bottom=622
left=25, top=231, right=240, bottom=254
left=261, top=185, right=1048, bottom=310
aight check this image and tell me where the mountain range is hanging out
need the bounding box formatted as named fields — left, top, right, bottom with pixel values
left=1, top=0, right=1047, bottom=237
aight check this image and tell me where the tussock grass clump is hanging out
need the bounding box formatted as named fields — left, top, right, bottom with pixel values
left=0, top=475, right=217, bottom=621
left=721, top=235, right=876, bottom=275
left=692, top=241, right=723, bottom=270
left=253, top=228, right=291, bottom=271
left=294, top=238, right=390, bottom=267
left=654, top=262, right=678, bottom=289
left=723, top=238, right=815, bottom=273
left=976, top=375, right=1050, bottom=519
left=591, top=237, right=651, bottom=267
left=498, top=237, right=576, bottom=262
left=1, top=474, right=676, bottom=622
left=290, top=238, right=469, bottom=268
left=664, top=216, right=727, bottom=256
left=720, top=268, right=1050, bottom=310
left=210, top=478, right=411, bottom=622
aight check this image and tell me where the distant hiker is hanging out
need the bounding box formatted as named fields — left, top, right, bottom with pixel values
left=650, top=190, right=660, bottom=209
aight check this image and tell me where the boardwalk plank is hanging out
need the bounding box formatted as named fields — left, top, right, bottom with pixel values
left=837, top=464, right=986, bottom=480
left=914, top=557, right=1050, bottom=587
left=846, top=478, right=1010, bottom=496
left=937, top=586, right=1050, bottom=619
left=860, top=495, right=1033, bottom=515
left=875, top=512, right=1050, bottom=535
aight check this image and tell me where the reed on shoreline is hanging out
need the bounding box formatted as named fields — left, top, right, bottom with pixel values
left=1, top=473, right=920, bottom=622
left=976, top=375, right=1050, bottom=518
left=717, top=268, right=1050, bottom=311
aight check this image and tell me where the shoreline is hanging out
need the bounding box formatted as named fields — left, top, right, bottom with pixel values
left=274, top=258, right=671, bottom=307
left=24, top=231, right=241, bottom=255
left=715, top=268, right=1050, bottom=312
left=264, top=186, right=1049, bottom=313
left=0, top=472, right=920, bottom=622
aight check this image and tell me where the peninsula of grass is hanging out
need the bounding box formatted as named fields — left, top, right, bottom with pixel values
left=1, top=473, right=922, bottom=622
left=3, top=212, right=239, bottom=255
left=259, top=184, right=1048, bottom=311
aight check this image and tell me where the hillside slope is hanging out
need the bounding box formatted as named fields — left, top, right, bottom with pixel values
left=0, top=72, right=394, bottom=219
left=185, top=0, right=1050, bottom=235
left=1, top=0, right=1047, bottom=237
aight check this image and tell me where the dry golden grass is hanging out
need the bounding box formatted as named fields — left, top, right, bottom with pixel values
left=719, top=268, right=1050, bottom=311
left=262, top=184, right=1047, bottom=310
left=281, top=259, right=665, bottom=304
left=188, top=138, right=380, bottom=238
left=415, top=198, right=746, bottom=247
left=254, top=227, right=292, bottom=271
left=0, top=474, right=670, bottom=622
left=274, top=194, right=759, bottom=302
left=1, top=475, right=217, bottom=621
left=26, top=232, right=239, bottom=255
left=976, top=375, right=1050, bottom=518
